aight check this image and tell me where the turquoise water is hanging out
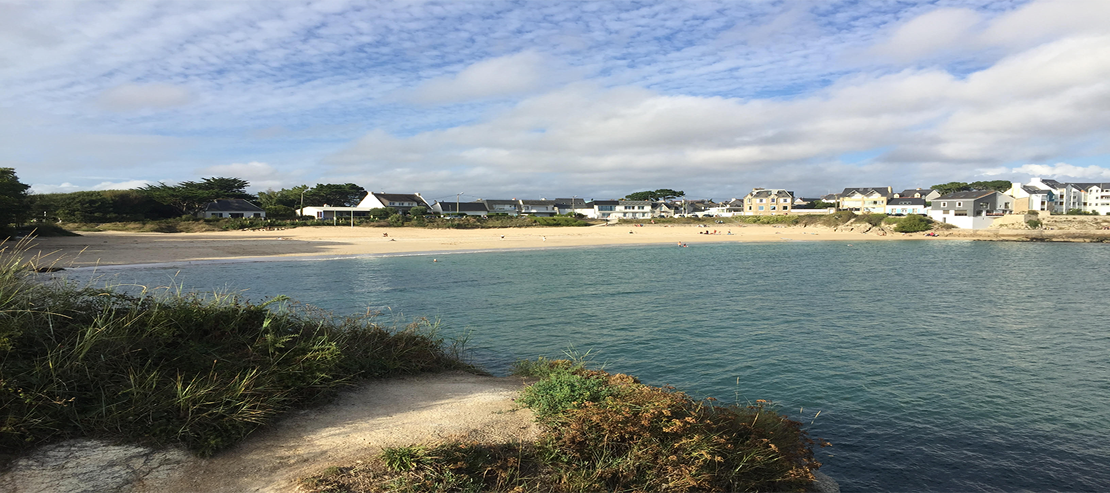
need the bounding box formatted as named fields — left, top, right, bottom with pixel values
left=67, top=241, right=1110, bottom=491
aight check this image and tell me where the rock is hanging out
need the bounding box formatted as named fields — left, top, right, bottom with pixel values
left=810, top=470, right=841, bottom=493
left=0, top=439, right=193, bottom=493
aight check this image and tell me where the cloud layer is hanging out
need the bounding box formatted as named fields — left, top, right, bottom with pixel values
left=3, top=0, right=1109, bottom=199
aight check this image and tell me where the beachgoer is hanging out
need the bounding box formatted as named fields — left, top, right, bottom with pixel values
left=542, top=236, right=546, bottom=241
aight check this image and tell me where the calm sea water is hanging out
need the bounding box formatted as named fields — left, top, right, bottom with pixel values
left=64, top=240, right=1110, bottom=492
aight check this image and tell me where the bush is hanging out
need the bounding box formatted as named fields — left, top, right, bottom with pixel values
left=310, top=359, right=825, bottom=493
left=893, top=214, right=932, bottom=233
left=388, top=214, right=405, bottom=227
left=0, top=241, right=470, bottom=458
left=858, top=213, right=888, bottom=226
left=1026, top=219, right=1043, bottom=229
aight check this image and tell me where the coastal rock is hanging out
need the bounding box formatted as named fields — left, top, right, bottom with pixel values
left=810, top=470, right=841, bottom=493
left=0, top=439, right=193, bottom=493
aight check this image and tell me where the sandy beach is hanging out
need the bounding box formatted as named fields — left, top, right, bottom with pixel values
left=23, top=223, right=938, bottom=269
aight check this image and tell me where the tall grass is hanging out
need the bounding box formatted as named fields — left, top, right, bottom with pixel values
left=0, top=239, right=472, bottom=459
left=305, top=358, right=826, bottom=493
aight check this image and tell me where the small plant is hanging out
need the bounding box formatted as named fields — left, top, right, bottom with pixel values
left=382, top=446, right=428, bottom=471
left=893, top=214, right=932, bottom=233
left=1027, top=219, right=1043, bottom=229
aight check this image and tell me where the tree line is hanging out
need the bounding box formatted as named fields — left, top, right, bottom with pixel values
left=1, top=167, right=376, bottom=228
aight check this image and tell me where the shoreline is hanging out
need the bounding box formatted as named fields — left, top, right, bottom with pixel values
left=22, top=223, right=1109, bottom=269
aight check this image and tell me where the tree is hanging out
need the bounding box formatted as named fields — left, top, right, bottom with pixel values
left=305, top=183, right=366, bottom=207
left=625, top=189, right=686, bottom=201
left=930, top=182, right=971, bottom=196
left=140, top=177, right=254, bottom=216
left=1, top=168, right=31, bottom=228
left=967, top=180, right=1011, bottom=192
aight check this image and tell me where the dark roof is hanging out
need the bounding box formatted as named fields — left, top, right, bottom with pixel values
left=554, top=198, right=588, bottom=207
left=618, top=200, right=651, bottom=205
left=821, top=193, right=841, bottom=201
left=887, top=198, right=925, bottom=206
left=371, top=193, right=426, bottom=204
left=436, top=201, right=489, bottom=212
left=1071, top=182, right=1110, bottom=190
left=592, top=200, right=619, bottom=206
left=841, top=187, right=892, bottom=197
left=204, top=199, right=264, bottom=212
left=936, top=191, right=995, bottom=200
left=746, top=189, right=793, bottom=198
left=1021, top=185, right=1050, bottom=195
left=896, top=188, right=935, bottom=197
left=520, top=199, right=555, bottom=206
left=480, top=199, right=518, bottom=205
left=1040, top=179, right=1066, bottom=189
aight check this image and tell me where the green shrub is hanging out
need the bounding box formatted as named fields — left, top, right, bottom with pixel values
left=388, top=214, right=405, bottom=227
left=893, top=214, right=932, bottom=233
left=1026, top=219, right=1043, bottom=229
left=858, top=213, right=888, bottom=226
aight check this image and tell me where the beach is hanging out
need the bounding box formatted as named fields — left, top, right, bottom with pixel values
left=25, top=223, right=932, bottom=268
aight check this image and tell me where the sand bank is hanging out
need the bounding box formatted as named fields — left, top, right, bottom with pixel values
left=26, top=223, right=934, bottom=268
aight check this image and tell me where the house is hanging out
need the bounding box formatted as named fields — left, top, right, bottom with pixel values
left=432, top=201, right=489, bottom=216
left=553, top=198, right=588, bottom=215
left=707, top=198, right=745, bottom=217
left=299, top=205, right=371, bottom=221
left=583, top=200, right=655, bottom=220
left=837, top=187, right=893, bottom=213
left=653, top=201, right=678, bottom=217
left=927, top=191, right=1014, bottom=229
left=884, top=197, right=927, bottom=216
left=356, top=192, right=429, bottom=215
left=742, top=188, right=794, bottom=215
left=520, top=199, right=558, bottom=216
left=1068, top=183, right=1110, bottom=215
left=892, top=188, right=941, bottom=201
left=1006, top=182, right=1057, bottom=213
left=201, top=199, right=265, bottom=219
left=479, top=199, right=522, bottom=216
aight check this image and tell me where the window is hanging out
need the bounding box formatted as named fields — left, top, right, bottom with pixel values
left=941, top=202, right=947, bottom=207
left=956, top=202, right=962, bottom=207
left=782, top=198, right=789, bottom=203
left=758, top=198, right=765, bottom=203
left=771, top=206, right=777, bottom=210
left=599, top=205, right=614, bottom=211
left=758, top=206, right=764, bottom=211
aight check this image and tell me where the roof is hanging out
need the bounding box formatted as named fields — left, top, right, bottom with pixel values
left=371, top=193, right=426, bottom=204
left=618, top=200, right=651, bottom=205
left=1070, top=182, right=1110, bottom=190
left=204, top=199, right=264, bottom=212
left=435, top=201, right=489, bottom=212
left=746, top=188, right=793, bottom=198
left=887, top=198, right=925, bottom=206
left=1040, top=179, right=1067, bottom=189
left=896, top=188, right=935, bottom=197
left=520, top=199, right=555, bottom=205
left=553, top=198, right=588, bottom=207
left=592, top=200, right=619, bottom=206
left=936, top=191, right=995, bottom=200
left=841, top=187, right=892, bottom=197
left=1022, top=185, right=1050, bottom=195
left=821, top=193, right=841, bottom=201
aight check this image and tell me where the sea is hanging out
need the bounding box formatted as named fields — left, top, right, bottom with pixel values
left=59, top=240, right=1110, bottom=492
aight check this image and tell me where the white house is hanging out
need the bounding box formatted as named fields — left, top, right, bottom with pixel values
left=838, top=187, right=893, bottom=213
left=357, top=192, right=429, bottom=214
left=479, top=199, right=522, bottom=216
left=927, top=191, right=1014, bottom=229
left=884, top=198, right=927, bottom=216
left=201, top=199, right=265, bottom=219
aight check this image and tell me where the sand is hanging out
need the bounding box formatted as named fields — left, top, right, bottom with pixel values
left=24, top=223, right=928, bottom=269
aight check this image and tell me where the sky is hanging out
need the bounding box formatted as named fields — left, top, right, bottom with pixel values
left=3, top=0, right=1110, bottom=203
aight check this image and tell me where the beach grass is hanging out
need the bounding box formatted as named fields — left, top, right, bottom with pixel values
left=0, top=239, right=473, bottom=462
left=303, top=358, right=825, bottom=493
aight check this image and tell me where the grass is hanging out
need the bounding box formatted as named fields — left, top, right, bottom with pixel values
left=0, top=239, right=473, bottom=463
left=303, top=357, right=826, bottom=493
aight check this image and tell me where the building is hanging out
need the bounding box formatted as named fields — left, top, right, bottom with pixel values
left=479, top=199, right=522, bottom=216
left=893, top=188, right=941, bottom=201
left=356, top=192, right=429, bottom=215
left=519, top=200, right=558, bottom=216
left=884, top=197, right=927, bottom=216
left=431, top=201, right=489, bottom=216
left=1006, top=182, right=1057, bottom=213
left=837, top=187, right=893, bottom=213
left=927, top=191, right=1014, bottom=229
left=742, top=188, right=794, bottom=215
left=1068, top=183, right=1110, bottom=215
left=201, top=199, right=265, bottom=219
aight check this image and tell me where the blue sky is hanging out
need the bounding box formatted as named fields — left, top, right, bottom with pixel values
left=3, top=0, right=1110, bottom=202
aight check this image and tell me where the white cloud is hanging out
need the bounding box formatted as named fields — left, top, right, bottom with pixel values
left=197, top=161, right=300, bottom=192
left=869, top=8, right=982, bottom=63
left=402, top=51, right=578, bottom=104
left=97, top=83, right=194, bottom=111
left=979, top=0, right=1110, bottom=50
left=1000, top=163, right=1110, bottom=181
